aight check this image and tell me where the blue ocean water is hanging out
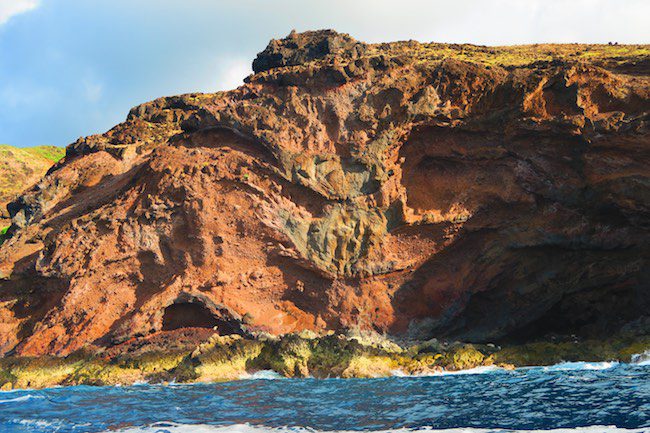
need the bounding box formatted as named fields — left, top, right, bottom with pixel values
left=0, top=362, right=649, bottom=433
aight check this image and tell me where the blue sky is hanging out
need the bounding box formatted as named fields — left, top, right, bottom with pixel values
left=1, top=0, right=648, bottom=148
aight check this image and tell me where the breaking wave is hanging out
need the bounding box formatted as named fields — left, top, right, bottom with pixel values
left=631, top=350, right=650, bottom=366
left=0, top=394, right=44, bottom=404
left=542, top=361, right=620, bottom=371
left=239, top=370, right=285, bottom=380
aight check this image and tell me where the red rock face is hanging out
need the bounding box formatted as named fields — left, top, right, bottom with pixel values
left=0, top=31, right=648, bottom=356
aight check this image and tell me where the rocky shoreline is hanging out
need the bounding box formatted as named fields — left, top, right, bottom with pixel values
left=0, top=32, right=648, bottom=392
left=1, top=330, right=647, bottom=390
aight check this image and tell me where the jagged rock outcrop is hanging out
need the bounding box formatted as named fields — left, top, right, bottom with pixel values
left=0, top=30, right=648, bottom=356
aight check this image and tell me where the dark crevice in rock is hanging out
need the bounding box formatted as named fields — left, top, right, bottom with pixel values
left=161, top=302, right=236, bottom=334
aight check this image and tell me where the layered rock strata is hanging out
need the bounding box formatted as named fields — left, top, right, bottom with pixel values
left=0, top=31, right=648, bottom=358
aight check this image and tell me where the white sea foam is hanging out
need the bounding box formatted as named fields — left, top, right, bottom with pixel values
left=0, top=394, right=44, bottom=404
left=434, top=366, right=504, bottom=376
left=239, top=370, right=285, bottom=380
left=106, top=422, right=650, bottom=433
left=392, top=360, right=640, bottom=376
left=0, top=386, right=36, bottom=393
left=16, top=418, right=60, bottom=428
left=630, top=350, right=650, bottom=366
left=542, top=361, right=619, bottom=372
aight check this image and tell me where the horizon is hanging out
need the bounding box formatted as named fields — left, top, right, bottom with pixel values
left=1, top=0, right=649, bottom=149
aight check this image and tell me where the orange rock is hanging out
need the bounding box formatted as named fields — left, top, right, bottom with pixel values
left=0, top=31, right=648, bottom=356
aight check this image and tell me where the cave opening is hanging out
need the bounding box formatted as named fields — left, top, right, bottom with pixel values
left=497, top=284, right=640, bottom=345
left=161, top=302, right=239, bottom=334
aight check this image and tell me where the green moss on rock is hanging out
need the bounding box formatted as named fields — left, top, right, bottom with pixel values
left=493, top=335, right=650, bottom=366
left=0, top=333, right=647, bottom=389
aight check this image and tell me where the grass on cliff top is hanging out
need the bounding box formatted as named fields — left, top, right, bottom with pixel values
left=0, top=145, right=65, bottom=203
left=0, top=144, right=65, bottom=163
left=373, top=41, right=650, bottom=68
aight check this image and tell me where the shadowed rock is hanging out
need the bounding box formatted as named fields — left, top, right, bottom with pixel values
left=0, top=31, right=648, bottom=357
left=252, top=29, right=366, bottom=73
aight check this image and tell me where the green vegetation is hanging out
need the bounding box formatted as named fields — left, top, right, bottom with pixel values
left=0, top=332, right=647, bottom=390
left=493, top=335, right=650, bottom=366
left=0, top=144, right=65, bottom=164
left=0, top=145, right=65, bottom=205
left=23, top=145, right=66, bottom=162
left=368, top=41, right=650, bottom=69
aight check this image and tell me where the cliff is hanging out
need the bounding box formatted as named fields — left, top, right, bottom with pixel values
left=0, top=30, right=648, bottom=358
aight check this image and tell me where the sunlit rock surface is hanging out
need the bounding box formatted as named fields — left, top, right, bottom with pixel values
left=0, top=31, right=648, bottom=358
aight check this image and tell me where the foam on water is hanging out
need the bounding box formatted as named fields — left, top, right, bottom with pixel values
left=107, top=423, right=650, bottom=433
left=16, top=419, right=63, bottom=429
left=433, top=365, right=504, bottom=376
left=390, top=360, right=637, bottom=377
left=239, top=370, right=285, bottom=380
left=631, top=350, right=650, bottom=366
left=0, top=394, right=44, bottom=404
left=542, top=361, right=619, bottom=371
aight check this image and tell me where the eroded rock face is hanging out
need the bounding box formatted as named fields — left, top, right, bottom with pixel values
left=0, top=30, right=648, bottom=356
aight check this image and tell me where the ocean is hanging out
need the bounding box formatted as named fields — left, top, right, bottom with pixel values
left=1, top=361, right=648, bottom=433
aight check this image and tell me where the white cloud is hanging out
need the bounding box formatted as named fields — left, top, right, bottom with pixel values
left=0, top=0, right=39, bottom=26
left=214, top=57, right=252, bottom=91
left=249, top=0, right=650, bottom=45
left=82, top=77, right=103, bottom=103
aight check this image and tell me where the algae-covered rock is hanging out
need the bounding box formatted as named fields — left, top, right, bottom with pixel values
left=116, top=350, right=188, bottom=374
left=339, top=355, right=394, bottom=378
left=439, top=344, right=488, bottom=370
left=0, top=362, right=17, bottom=390
left=0, top=333, right=648, bottom=389
left=256, top=333, right=403, bottom=378
left=63, top=360, right=143, bottom=386
left=191, top=334, right=265, bottom=381
left=260, top=334, right=314, bottom=377
left=1, top=356, right=81, bottom=389
left=344, top=328, right=404, bottom=353
left=494, top=335, right=650, bottom=366
left=308, top=335, right=362, bottom=377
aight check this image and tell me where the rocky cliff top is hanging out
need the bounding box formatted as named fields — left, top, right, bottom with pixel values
left=252, top=30, right=366, bottom=73
left=253, top=29, right=649, bottom=71
left=0, top=31, right=648, bottom=357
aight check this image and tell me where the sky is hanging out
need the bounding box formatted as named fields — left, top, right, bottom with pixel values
left=1, top=0, right=648, bottom=148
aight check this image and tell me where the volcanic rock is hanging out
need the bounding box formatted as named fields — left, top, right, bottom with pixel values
left=0, top=31, right=648, bottom=356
